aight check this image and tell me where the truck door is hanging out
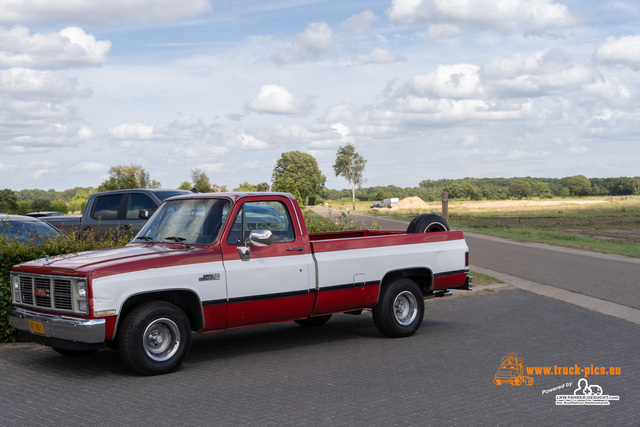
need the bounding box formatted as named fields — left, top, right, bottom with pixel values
left=221, top=199, right=315, bottom=327
left=87, top=193, right=124, bottom=237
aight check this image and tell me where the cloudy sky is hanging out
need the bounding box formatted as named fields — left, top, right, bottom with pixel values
left=1, top=0, right=638, bottom=191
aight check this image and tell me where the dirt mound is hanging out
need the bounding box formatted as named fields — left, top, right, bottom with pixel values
left=388, top=197, right=430, bottom=212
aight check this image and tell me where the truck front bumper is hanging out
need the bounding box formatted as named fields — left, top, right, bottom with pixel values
left=5, top=306, right=105, bottom=347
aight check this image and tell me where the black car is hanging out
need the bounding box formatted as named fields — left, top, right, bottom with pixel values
left=0, top=214, right=63, bottom=245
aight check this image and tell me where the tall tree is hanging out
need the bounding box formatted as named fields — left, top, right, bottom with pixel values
left=190, top=168, right=213, bottom=193
left=0, top=189, right=18, bottom=214
left=99, top=164, right=160, bottom=190
left=567, top=175, right=591, bottom=197
left=333, top=143, right=366, bottom=210
left=271, top=151, right=326, bottom=205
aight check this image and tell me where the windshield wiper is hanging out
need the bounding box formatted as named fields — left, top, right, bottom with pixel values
left=164, top=236, right=190, bottom=248
left=134, top=236, right=155, bottom=243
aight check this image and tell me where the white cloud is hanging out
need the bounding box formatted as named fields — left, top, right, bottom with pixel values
left=427, top=24, right=463, bottom=40
left=482, top=49, right=594, bottom=96
left=0, top=26, right=111, bottom=68
left=70, top=161, right=105, bottom=172
left=274, top=22, right=334, bottom=64
left=0, top=162, right=18, bottom=171
left=341, top=11, right=379, bottom=35
left=595, top=35, right=640, bottom=69
left=0, top=0, right=212, bottom=25
left=0, top=68, right=93, bottom=149
left=230, top=132, right=271, bottom=150
left=352, top=48, right=406, bottom=64
left=386, top=0, right=581, bottom=36
left=247, top=85, right=313, bottom=116
left=108, top=123, right=154, bottom=140
left=409, top=64, right=483, bottom=99
left=0, top=67, right=91, bottom=100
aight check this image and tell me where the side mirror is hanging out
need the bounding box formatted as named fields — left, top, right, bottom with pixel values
left=248, top=229, right=273, bottom=247
left=138, top=209, right=152, bottom=219
left=237, top=230, right=273, bottom=261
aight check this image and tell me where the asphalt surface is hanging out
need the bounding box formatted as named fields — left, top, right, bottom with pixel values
left=0, top=208, right=638, bottom=425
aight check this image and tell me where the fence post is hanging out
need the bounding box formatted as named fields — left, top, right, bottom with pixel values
left=441, top=190, right=449, bottom=222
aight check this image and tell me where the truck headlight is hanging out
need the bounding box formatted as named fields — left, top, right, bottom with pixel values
left=77, top=281, right=87, bottom=298
left=11, top=274, right=21, bottom=303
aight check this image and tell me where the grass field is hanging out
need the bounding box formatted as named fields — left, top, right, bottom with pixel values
left=326, top=196, right=640, bottom=258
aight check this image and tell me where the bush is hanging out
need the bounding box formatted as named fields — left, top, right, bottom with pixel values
left=1, top=229, right=133, bottom=343
left=303, top=209, right=379, bottom=233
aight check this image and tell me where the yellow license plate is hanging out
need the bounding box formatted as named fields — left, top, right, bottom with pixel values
left=28, top=320, right=45, bottom=334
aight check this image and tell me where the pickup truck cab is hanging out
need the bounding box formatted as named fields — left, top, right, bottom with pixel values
left=6, top=192, right=471, bottom=375
left=44, top=188, right=192, bottom=237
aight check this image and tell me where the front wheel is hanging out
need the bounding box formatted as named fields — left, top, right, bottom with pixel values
left=373, top=278, right=424, bottom=338
left=118, top=301, right=191, bottom=375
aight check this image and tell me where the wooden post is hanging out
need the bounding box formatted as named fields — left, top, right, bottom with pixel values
left=441, top=190, right=449, bottom=222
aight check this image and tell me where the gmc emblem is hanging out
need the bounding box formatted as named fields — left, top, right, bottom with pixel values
left=34, top=289, right=49, bottom=298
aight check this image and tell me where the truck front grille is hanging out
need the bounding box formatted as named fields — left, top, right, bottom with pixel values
left=16, top=274, right=82, bottom=313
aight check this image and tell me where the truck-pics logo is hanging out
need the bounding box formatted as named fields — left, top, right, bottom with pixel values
left=494, top=352, right=534, bottom=386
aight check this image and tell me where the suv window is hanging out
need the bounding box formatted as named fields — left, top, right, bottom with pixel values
left=92, top=194, right=123, bottom=221
left=127, top=194, right=157, bottom=220
left=227, top=201, right=294, bottom=245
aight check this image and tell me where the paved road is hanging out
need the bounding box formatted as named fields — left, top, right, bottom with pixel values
left=1, top=289, right=637, bottom=426
left=0, top=208, right=637, bottom=425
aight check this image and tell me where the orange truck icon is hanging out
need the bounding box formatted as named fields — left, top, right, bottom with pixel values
left=494, top=354, right=534, bottom=386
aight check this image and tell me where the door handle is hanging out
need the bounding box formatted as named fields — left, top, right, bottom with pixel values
left=286, top=247, right=304, bottom=252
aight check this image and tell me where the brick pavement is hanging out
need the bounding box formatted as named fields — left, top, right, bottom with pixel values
left=0, top=288, right=637, bottom=426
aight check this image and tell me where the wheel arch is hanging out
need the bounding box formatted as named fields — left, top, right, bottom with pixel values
left=381, top=268, right=433, bottom=296
left=114, top=290, right=204, bottom=338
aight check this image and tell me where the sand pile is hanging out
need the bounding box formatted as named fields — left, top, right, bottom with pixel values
left=388, top=197, right=430, bottom=212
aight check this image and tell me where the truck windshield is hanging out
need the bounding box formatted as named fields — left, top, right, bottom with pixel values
left=134, top=198, right=231, bottom=245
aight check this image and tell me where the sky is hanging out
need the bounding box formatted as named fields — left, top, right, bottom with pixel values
left=1, top=0, right=639, bottom=192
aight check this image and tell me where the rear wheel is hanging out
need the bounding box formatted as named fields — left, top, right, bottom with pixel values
left=118, top=301, right=191, bottom=375
left=294, top=314, right=332, bottom=327
left=407, top=214, right=450, bottom=233
left=373, top=278, right=424, bottom=337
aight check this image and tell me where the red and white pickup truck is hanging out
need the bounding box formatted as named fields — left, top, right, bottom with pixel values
left=6, top=192, right=471, bottom=375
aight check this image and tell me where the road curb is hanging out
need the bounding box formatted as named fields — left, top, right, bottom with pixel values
left=472, top=266, right=640, bottom=325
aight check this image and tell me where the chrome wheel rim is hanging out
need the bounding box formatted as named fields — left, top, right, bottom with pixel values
left=143, top=318, right=180, bottom=362
left=393, top=291, right=418, bottom=326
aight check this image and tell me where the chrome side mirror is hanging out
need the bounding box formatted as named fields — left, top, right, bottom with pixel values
left=237, top=230, right=273, bottom=261
left=249, top=229, right=273, bottom=247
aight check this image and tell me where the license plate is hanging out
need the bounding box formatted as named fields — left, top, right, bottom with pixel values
left=28, top=320, right=45, bottom=334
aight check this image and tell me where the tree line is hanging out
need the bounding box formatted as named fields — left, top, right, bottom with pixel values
left=1, top=150, right=639, bottom=215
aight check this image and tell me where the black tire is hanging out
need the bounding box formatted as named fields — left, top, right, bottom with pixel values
left=53, top=348, right=98, bottom=357
left=372, top=278, right=424, bottom=338
left=294, top=314, right=332, bottom=327
left=118, top=301, right=191, bottom=376
left=407, top=214, right=450, bottom=233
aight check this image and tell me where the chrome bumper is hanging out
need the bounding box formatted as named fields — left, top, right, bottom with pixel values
left=5, top=306, right=105, bottom=344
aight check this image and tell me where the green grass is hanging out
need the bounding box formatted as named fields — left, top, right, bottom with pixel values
left=451, top=225, right=640, bottom=258
left=327, top=196, right=640, bottom=258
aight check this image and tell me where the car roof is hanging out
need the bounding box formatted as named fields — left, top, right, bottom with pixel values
left=0, top=214, right=47, bottom=223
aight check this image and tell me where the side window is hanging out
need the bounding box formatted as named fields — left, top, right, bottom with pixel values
left=91, top=194, right=123, bottom=221
left=226, top=201, right=294, bottom=245
left=127, top=194, right=157, bottom=220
